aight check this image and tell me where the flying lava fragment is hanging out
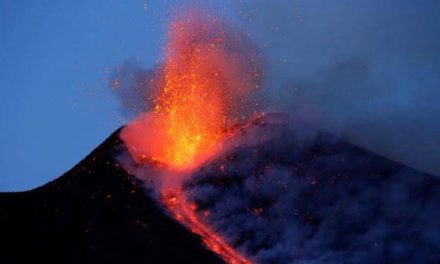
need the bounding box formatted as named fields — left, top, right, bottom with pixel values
left=121, top=9, right=261, bottom=171
left=120, top=9, right=261, bottom=264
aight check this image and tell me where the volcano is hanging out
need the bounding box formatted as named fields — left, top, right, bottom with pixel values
left=0, top=129, right=223, bottom=264
left=1, top=114, right=439, bottom=264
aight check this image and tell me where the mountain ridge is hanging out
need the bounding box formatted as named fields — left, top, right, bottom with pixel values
left=0, top=128, right=224, bottom=264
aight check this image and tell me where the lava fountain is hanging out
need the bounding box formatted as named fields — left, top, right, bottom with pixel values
left=120, top=10, right=260, bottom=264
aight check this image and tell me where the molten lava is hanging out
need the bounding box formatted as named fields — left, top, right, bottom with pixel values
left=162, top=188, right=252, bottom=264
left=122, top=10, right=260, bottom=170
left=121, top=9, right=260, bottom=264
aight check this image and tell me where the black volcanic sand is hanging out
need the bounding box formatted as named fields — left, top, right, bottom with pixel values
left=1, top=116, right=440, bottom=264
left=0, top=129, right=224, bottom=264
left=183, top=115, right=440, bottom=264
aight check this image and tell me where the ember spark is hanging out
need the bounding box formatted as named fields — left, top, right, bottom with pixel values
left=121, top=10, right=260, bottom=170
left=121, top=9, right=260, bottom=264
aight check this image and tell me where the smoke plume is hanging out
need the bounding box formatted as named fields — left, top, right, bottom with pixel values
left=183, top=113, right=440, bottom=263
left=120, top=113, right=440, bottom=263
left=234, top=0, right=440, bottom=176
left=112, top=1, right=440, bottom=175
left=112, top=2, right=440, bottom=263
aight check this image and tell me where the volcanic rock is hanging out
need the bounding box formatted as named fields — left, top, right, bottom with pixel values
left=1, top=114, right=439, bottom=264
left=0, top=129, right=224, bottom=264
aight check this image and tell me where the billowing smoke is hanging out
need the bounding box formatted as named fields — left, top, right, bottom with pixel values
left=111, top=2, right=440, bottom=263
left=234, top=0, right=440, bottom=176
left=112, top=1, right=440, bottom=176
left=111, top=61, right=162, bottom=117
left=119, top=113, right=440, bottom=263
left=183, top=113, right=440, bottom=263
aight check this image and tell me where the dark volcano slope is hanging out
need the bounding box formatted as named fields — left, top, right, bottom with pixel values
left=0, top=129, right=224, bottom=264
left=183, top=116, right=440, bottom=264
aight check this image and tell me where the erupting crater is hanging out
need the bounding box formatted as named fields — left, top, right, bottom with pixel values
left=120, top=9, right=261, bottom=264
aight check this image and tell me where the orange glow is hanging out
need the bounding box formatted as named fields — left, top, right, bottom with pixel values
left=162, top=188, right=252, bottom=264
left=121, top=9, right=260, bottom=264
left=152, top=19, right=225, bottom=168
left=121, top=10, right=260, bottom=170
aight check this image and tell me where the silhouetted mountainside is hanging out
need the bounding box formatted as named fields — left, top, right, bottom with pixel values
left=0, top=129, right=224, bottom=264
left=180, top=114, right=440, bottom=263
left=1, top=115, right=439, bottom=264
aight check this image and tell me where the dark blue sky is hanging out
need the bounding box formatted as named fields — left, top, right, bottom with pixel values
left=242, top=0, right=440, bottom=178
left=0, top=0, right=166, bottom=190
left=0, top=0, right=237, bottom=191
left=1, top=1, right=439, bottom=191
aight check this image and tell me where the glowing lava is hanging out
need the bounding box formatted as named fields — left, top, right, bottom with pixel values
left=121, top=9, right=260, bottom=264
left=122, top=10, right=260, bottom=170
left=162, top=188, right=252, bottom=264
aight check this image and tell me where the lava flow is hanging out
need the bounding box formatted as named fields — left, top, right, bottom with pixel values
left=120, top=10, right=260, bottom=264
left=161, top=188, right=251, bottom=264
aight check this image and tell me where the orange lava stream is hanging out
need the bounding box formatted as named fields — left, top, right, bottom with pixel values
left=121, top=9, right=260, bottom=264
left=162, top=188, right=252, bottom=264
left=153, top=15, right=256, bottom=261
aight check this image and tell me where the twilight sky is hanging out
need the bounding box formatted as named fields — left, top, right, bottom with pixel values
left=0, top=0, right=165, bottom=190
left=1, top=0, right=439, bottom=191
